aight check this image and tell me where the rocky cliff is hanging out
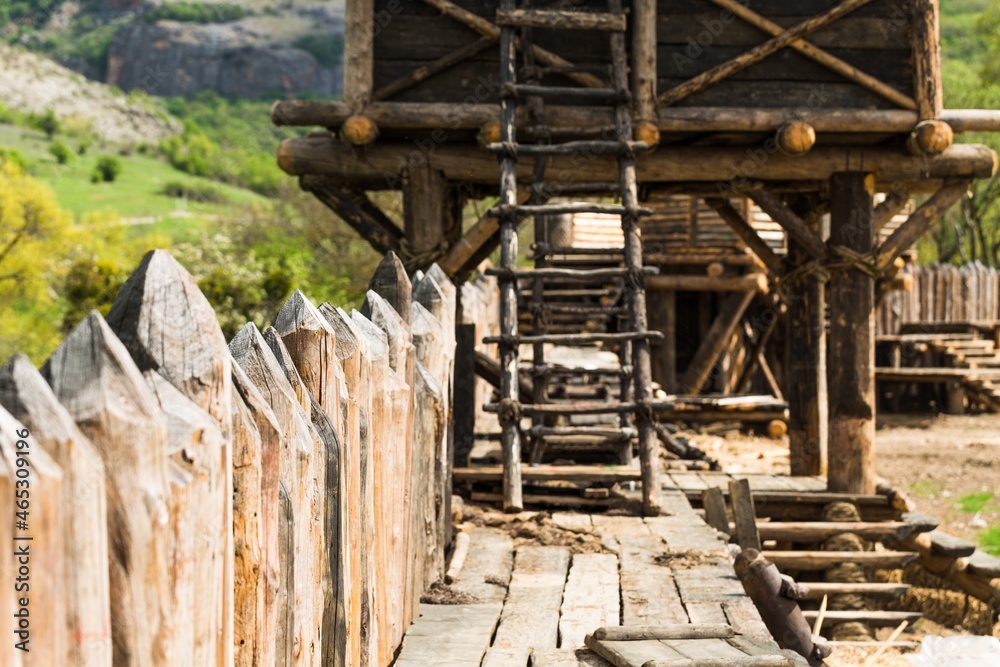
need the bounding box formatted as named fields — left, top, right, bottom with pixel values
left=10, top=1, right=345, bottom=100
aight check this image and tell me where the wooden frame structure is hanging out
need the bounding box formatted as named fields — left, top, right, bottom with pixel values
left=274, top=0, right=1000, bottom=496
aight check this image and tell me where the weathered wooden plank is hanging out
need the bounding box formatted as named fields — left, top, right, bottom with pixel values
left=0, top=405, right=64, bottom=667
left=230, top=362, right=281, bottom=667
left=273, top=291, right=352, bottom=667
left=393, top=603, right=503, bottom=667
left=106, top=249, right=234, bottom=667
left=729, top=478, right=762, bottom=551
left=319, top=304, right=379, bottom=666
left=261, top=328, right=330, bottom=667
left=145, top=371, right=227, bottom=667
left=618, top=536, right=688, bottom=625
left=230, top=323, right=321, bottom=667
left=531, top=648, right=615, bottom=666
left=351, top=309, right=409, bottom=664
left=585, top=636, right=687, bottom=667
left=0, top=355, right=112, bottom=667
left=42, top=312, right=173, bottom=667
left=559, top=554, right=620, bottom=649
left=449, top=527, right=514, bottom=603
left=489, top=546, right=571, bottom=656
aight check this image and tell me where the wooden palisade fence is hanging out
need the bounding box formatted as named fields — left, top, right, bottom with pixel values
left=0, top=248, right=460, bottom=667
left=878, top=262, right=1000, bottom=334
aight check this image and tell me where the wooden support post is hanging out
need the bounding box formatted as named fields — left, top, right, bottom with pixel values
left=632, top=0, right=657, bottom=120
left=343, top=0, right=375, bottom=111
left=649, top=289, right=677, bottom=393
left=749, top=189, right=828, bottom=261
left=679, top=292, right=755, bottom=394
left=828, top=172, right=877, bottom=494
left=911, top=0, right=943, bottom=121
left=403, top=161, right=461, bottom=271
left=454, top=324, right=477, bottom=468
left=786, top=228, right=828, bottom=477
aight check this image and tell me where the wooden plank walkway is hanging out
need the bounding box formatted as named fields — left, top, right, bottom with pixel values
left=392, top=489, right=786, bottom=666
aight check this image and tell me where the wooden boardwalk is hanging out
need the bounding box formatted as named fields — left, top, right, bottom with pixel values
left=392, top=490, right=783, bottom=666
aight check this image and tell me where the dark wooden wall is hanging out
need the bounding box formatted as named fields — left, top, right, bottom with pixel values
left=373, top=0, right=914, bottom=109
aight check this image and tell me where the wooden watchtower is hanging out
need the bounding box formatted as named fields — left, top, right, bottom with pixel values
left=273, top=0, right=1000, bottom=507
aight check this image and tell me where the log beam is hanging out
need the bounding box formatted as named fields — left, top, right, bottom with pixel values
left=749, top=189, right=828, bottom=261
left=873, top=189, right=910, bottom=232
left=704, top=197, right=784, bottom=275
left=271, top=100, right=1000, bottom=135
left=786, top=227, right=828, bottom=477
left=301, top=176, right=403, bottom=255
left=278, top=136, right=998, bottom=188
left=827, top=172, right=876, bottom=494
left=876, top=179, right=970, bottom=271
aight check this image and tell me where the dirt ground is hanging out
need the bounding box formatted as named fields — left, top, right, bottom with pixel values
left=683, top=413, right=1000, bottom=666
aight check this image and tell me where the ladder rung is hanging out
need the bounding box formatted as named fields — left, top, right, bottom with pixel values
left=533, top=244, right=625, bottom=256
left=527, top=304, right=629, bottom=316
left=488, top=140, right=649, bottom=156
left=521, top=64, right=613, bottom=78
left=488, top=267, right=657, bottom=281
left=529, top=426, right=635, bottom=438
left=496, top=9, right=627, bottom=32
left=485, top=401, right=641, bottom=416
left=530, top=182, right=621, bottom=196
left=526, top=365, right=633, bottom=377
left=508, top=84, right=626, bottom=103
left=488, top=203, right=652, bottom=218
left=533, top=289, right=618, bottom=298
left=484, top=331, right=663, bottom=345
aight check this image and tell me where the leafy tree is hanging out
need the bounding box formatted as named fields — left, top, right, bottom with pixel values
left=60, top=257, right=129, bottom=333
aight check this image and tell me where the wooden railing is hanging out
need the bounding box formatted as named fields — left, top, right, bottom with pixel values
left=0, top=249, right=468, bottom=667
left=878, top=262, right=1000, bottom=335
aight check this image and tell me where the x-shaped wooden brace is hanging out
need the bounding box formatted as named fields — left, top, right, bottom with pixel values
left=659, top=0, right=917, bottom=110
left=383, top=0, right=605, bottom=104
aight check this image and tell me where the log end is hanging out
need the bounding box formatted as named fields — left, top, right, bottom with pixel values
left=277, top=139, right=298, bottom=175
left=634, top=120, right=661, bottom=149
left=766, top=419, right=787, bottom=440
left=909, top=120, right=954, bottom=156
left=340, top=114, right=380, bottom=147
left=776, top=121, right=816, bottom=157
left=706, top=261, right=725, bottom=278
left=477, top=121, right=501, bottom=148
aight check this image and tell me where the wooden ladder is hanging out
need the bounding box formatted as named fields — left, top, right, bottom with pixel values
left=487, top=0, right=662, bottom=515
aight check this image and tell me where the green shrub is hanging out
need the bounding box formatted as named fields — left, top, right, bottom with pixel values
left=31, top=108, right=60, bottom=139
left=77, top=137, right=93, bottom=155
left=91, top=155, right=122, bottom=183
left=161, top=180, right=228, bottom=204
left=146, top=2, right=249, bottom=24
left=48, top=140, right=73, bottom=165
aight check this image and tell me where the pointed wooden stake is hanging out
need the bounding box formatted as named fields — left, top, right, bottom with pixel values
left=42, top=312, right=173, bottom=667
left=0, top=355, right=112, bottom=667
